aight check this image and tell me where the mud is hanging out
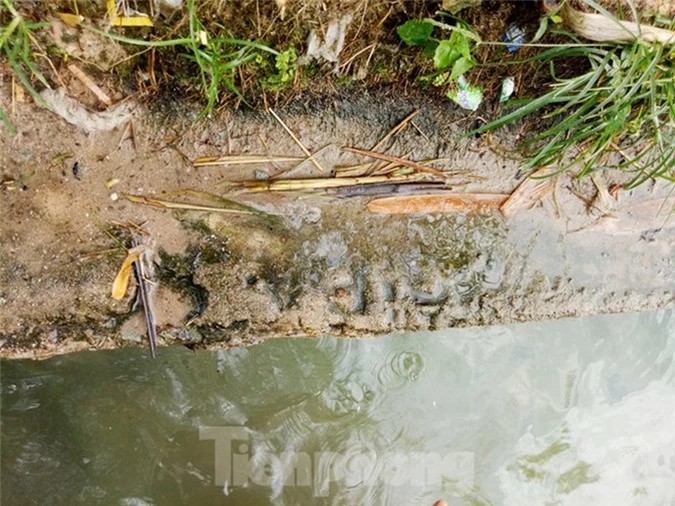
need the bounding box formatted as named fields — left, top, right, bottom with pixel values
left=1, top=87, right=674, bottom=359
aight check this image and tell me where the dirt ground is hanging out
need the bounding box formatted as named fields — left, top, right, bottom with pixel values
left=1, top=81, right=674, bottom=359
left=1, top=0, right=674, bottom=359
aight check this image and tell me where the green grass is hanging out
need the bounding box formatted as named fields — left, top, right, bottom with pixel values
left=87, top=0, right=282, bottom=118
left=0, top=0, right=50, bottom=134
left=469, top=6, right=675, bottom=188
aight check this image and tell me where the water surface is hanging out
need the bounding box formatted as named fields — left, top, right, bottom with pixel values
left=2, top=310, right=674, bottom=505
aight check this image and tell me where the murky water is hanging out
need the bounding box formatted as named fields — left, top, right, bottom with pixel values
left=2, top=310, right=674, bottom=505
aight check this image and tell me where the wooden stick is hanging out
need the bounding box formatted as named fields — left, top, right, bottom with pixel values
left=343, top=146, right=447, bottom=180
left=371, top=109, right=418, bottom=152
left=131, top=236, right=157, bottom=359
left=67, top=64, right=112, bottom=106
left=367, top=193, right=509, bottom=214
left=269, top=108, right=325, bottom=172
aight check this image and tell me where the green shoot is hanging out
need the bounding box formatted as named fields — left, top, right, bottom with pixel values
left=1, top=0, right=51, bottom=133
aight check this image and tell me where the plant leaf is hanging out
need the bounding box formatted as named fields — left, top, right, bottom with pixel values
left=533, top=16, right=549, bottom=43
left=422, top=40, right=439, bottom=58
left=434, top=39, right=460, bottom=69
left=112, top=250, right=141, bottom=300
left=450, top=31, right=471, bottom=59
left=397, top=20, right=434, bottom=46
left=450, top=56, right=475, bottom=81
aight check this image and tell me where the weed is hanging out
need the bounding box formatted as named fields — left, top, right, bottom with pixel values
left=0, top=0, right=50, bottom=133
left=87, top=0, right=281, bottom=117
left=397, top=17, right=480, bottom=85
left=263, top=47, right=297, bottom=91
left=471, top=35, right=675, bottom=187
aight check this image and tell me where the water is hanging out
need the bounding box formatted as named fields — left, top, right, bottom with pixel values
left=2, top=310, right=674, bottom=505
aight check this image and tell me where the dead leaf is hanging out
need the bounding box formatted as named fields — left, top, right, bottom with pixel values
left=112, top=250, right=141, bottom=300
left=57, top=12, right=84, bottom=27
left=367, top=193, right=509, bottom=214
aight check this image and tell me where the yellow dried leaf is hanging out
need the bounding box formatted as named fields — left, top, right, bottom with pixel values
left=106, top=0, right=116, bottom=19
left=111, top=16, right=154, bottom=27
left=105, top=178, right=120, bottom=189
left=57, top=13, right=84, bottom=27
left=111, top=250, right=141, bottom=300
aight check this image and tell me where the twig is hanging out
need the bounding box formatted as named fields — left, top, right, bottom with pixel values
left=131, top=235, right=157, bottom=359
left=274, top=144, right=333, bottom=178
left=371, top=109, right=418, bottom=153
left=343, top=146, right=447, bottom=180
left=241, top=172, right=426, bottom=192
left=269, top=108, right=325, bottom=172
left=193, top=154, right=304, bottom=167
left=67, top=63, right=112, bottom=106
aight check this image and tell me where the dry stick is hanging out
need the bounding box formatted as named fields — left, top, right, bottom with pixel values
left=193, top=154, right=305, bottom=167
left=371, top=109, right=419, bottom=153
left=275, top=144, right=333, bottom=178
left=242, top=173, right=425, bottom=192
left=343, top=146, right=448, bottom=180
left=67, top=63, right=112, bottom=106
left=269, top=108, right=326, bottom=172
left=365, top=109, right=419, bottom=174
left=131, top=240, right=157, bottom=359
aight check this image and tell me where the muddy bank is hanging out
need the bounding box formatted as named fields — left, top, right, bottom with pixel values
left=1, top=89, right=674, bottom=359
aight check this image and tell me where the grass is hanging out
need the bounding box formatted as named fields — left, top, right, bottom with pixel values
left=86, top=0, right=284, bottom=118
left=468, top=4, right=675, bottom=188
left=0, top=0, right=50, bottom=133
left=2, top=0, right=673, bottom=189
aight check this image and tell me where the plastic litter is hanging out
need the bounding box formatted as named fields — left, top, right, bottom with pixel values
left=500, top=77, right=515, bottom=102
left=503, top=22, right=526, bottom=52
left=302, top=14, right=353, bottom=64
left=40, top=88, right=134, bottom=133
left=447, top=75, right=483, bottom=111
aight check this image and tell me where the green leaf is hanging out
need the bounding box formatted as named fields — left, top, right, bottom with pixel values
left=397, top=20, right=434, bottom=46
left=450, top=31, right=471, bottom=59
left=533, top=16, right=549, bottom=43
left=433, top=39, right=461, bottom=69
left=422, top=40, right=439, bottom=58
left=450, top=56, right=475, bottom=81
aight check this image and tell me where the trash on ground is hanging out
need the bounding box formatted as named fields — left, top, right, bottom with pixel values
left=503, top=22, right=526, bottom=52
left=40, top=88, right=134, bottom=133
left=447, top=75, right=483, bottom=111
left=367, top=193, right=509, bottom=214
left=302, top=14, right=353, bottom=64
left=500, top=77, right=515, bottom=103
left=107, top=0, right=153, bottom=27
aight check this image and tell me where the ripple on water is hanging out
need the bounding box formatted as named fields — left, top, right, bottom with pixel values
left=376, top=349, right=425, bottom=392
